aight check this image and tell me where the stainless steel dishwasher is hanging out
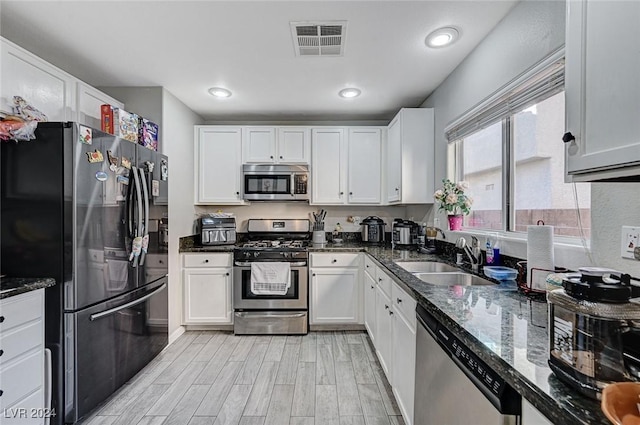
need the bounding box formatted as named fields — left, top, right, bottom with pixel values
left=415, top=304, right=521, bottom=424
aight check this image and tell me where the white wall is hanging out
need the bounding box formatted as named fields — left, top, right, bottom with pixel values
left=162, top=90, right=204, bottom=338
left=420, top=1, right=597, bottom=269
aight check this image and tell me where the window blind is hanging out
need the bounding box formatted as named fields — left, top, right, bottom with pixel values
left=445, top=49, right=565, bottom=142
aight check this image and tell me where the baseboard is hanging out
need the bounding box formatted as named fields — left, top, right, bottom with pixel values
left=185, top=325, right=234, bottom=332
left=168, top=326, right=186, bottom=344
left=310, top=324, right=366, bottom=331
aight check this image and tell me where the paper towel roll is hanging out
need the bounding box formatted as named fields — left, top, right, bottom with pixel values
left=527, top=225, right=554, bottom=291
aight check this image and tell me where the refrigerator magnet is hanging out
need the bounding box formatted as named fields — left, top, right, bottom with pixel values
left=117, top=175, right=129, bottom=185
left=121, top=157, right=132, bottom=169
left=79, top=125, right=92, bottom=145
left=152, top=180, right=160, bottom=196
left=161, top=159, right=168, bottom=181
left=107, top=150, right=119, bottom=171
left=95, top=171, right=108, bottom=182
left=86, top=149, right=104, bottom=163
left=145, top=161, right=155, bottom=172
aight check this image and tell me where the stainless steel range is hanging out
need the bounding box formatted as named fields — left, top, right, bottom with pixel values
left=233, top=219, right=310, bottom=335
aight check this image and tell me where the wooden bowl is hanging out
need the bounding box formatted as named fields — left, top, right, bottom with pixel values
left=601, top=382, right=640, bottom=425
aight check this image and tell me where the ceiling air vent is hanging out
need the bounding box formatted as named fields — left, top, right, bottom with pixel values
left=290, top=21, right=347, bottom=57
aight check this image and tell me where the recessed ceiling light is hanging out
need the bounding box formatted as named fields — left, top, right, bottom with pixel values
left=425, top=27, right=460, bottom=48
left=339, top=88, right=361, bottom=98
left=208, top=87, right=232, bottom=98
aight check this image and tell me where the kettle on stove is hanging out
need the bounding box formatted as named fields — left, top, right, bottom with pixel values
left=547, top=267, right=640, bottom=400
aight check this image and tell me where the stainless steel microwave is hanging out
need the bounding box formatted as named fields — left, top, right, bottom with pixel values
left=243, top=164, right=309, bottom=201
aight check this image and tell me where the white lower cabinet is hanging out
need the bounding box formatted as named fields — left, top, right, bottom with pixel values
left=0, top=289, right=46, bottom=425
left=182, top=253, right=233, bottom=325
left=362, top=255, right=416, bottom=425
left=309, top=253, right=362, bottom=325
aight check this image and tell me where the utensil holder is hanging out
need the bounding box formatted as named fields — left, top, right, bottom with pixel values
left=313, top=231, right=326, bottom=244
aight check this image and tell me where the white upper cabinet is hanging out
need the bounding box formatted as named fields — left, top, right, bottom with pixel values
left=1, top=37, right=76, bottom=121
left=278, top=127, right=311, bottom=163
left=312, top=127, right=383, bottom=205
left=77, top=82, right=124, bottom=129
left=311, top=128, right=346, bottom=204
left=386, top=108, right=435, bottom=204
left=195, top=126, right=245, bottom=204
left=348, top=128, right=382, bottom=204
left=565, top=0, right=640, bottom=181
left=242, top=127, right=277, bottom=163
left=243, top=127, right=310, bottom=164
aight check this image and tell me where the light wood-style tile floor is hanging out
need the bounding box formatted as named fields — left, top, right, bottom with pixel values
left=81, top=331, right=406, bottom=425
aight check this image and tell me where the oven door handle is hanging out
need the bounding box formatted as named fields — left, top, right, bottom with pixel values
left=234, top=261, right=307, bottom=267
left=234, top=311, right=307, bottom=319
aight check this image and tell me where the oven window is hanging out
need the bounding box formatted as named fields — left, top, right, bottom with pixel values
left=244, top=175, right=291, bottom=194
left=241, top=269, right=300, bottom=299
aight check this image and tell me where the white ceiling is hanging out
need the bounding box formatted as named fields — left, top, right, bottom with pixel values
left=0, top=1, right=517, bottom=122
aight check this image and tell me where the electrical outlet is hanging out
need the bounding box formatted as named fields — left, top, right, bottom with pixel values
left=621, top=226, right=640, bottom=259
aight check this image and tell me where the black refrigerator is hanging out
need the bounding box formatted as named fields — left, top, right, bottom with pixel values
left=1, top=122, right=169, bottom=424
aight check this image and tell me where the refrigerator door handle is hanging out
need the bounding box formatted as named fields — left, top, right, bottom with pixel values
left=138, top=167, right=150, bottom=266
left=130, top=166, right=144, bottom=267
left=89, top=283, right=167, bottom=321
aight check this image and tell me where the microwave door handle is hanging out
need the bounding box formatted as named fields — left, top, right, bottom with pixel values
left=290, top=173, right=295, bottom=197
left=138, top=167, right=150, bottom=266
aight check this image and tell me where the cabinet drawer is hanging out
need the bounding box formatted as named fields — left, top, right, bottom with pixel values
left=0, top=291, right=43, bottom=334
left=311, top=253, right=361, bottom=268
left=145, top=254, right=167, bottom=268
left=3, top=388, right=44, bottom=425
left=392, top=282, right=417, bottom=329
left=0, top=350, right=43, bottom=410
left=364, top=255, right=376, bottom=278
left=0, top=320, right=42, bottom=366
left=183, top=253, right=232, bottom=268
left=376, top=270, right=392, bottom=297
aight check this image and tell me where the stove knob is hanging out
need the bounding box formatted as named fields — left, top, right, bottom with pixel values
left=244, top=252, right=250, bottom=258
left=254, top=252, right=260, bottom=258
left=282, top=252, right=290, bottom=258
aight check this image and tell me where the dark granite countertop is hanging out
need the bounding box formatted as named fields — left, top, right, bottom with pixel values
left=359, top=245, right=606, bottom=425
left=0, top=277, right=56, bottom=300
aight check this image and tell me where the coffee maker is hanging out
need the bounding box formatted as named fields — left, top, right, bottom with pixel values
left=548, top=269, right=640, bottom=399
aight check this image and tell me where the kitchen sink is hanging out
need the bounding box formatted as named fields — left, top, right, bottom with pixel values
left=394, top=261, right=460, bottom=274
left=412, top=272, right=496, bottom=286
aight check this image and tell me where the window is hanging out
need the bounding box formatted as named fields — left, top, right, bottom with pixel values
left=446, top=52, right=591, bottom=238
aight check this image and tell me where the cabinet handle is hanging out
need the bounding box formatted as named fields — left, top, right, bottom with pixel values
left=159, top=260, right=164, bottom=264
left=371, top=285, right=374, bottom=289
left=0, top=316, right=4, bottom=323
left=389, top=311, right=394, bottom=316
left=225, top=272, right=230, bottom=276
left=395, top=187, right=399, bottom=191
left=270, top=155, right=274, bottom=159
left=378, top=278, right=382, bottom=282
left=562, top=132, right=575, bottom=143
left=366, top=264, right=369, bottom=268
left=340, top=192, right=344, bottom=195
left=313, top=273, right=316, bottom=276
left=397, top=298, right=402, bottom=304
left=332, top=259, right=337, bottom=263
left=0, top=389, right=3, bottom=397
left=279, top=156, right=283, bottom=159
left=236, top=191, right=240, bottom=195
left=349, top=192, right=353, bottom=195
left=384, top=304, right=389, bottom=310
left=204, top=259, right=209, bottom=263
left=0, top=349, right=3, bottom=357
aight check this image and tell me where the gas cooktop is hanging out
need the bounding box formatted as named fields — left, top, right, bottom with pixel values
left=240, top=240, right=308, bottom=250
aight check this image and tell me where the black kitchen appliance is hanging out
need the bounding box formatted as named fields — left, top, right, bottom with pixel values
left=1, top=123, right=168, bottom=424
left=233, top=219, right=310, bottom=335
left=392, top=218, right=420, bottom=249
left=360, top=216, right=386, bottom=244
left=198, top=214, right=236, bottom=245
left=548, top=268, right=640, bottom=399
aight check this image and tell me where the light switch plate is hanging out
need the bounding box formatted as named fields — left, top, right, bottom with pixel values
left=621, top=226, right=639, bottom=259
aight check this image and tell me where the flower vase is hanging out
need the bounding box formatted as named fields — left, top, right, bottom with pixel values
left=447, top=214, right=463, bottom=231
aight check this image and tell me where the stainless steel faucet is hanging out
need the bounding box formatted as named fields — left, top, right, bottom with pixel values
left=456, top=236, right=482, bottom=272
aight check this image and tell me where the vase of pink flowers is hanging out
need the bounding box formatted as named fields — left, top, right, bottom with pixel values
left=433, top=179, right=473, bottom=231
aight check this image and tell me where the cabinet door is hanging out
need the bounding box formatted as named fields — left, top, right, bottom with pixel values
left=386, top=116, right=402, bottom=203
left=77, top=82, right=124, bottom=129
left=392, top=310, right=416, bottom=425
left=310, top=267, right=360, bottom=324
left=348, top=128, right=382, bottom=204
left=375, top=285, right=393, bottom=380
left=311, top=128, right=346, bottom=204
left=364, top=271, right=377, bottom=344
left=195, top=127, right=243, bottom=204
left=243, top=127, right=277, bottom=163
left=565, top=1, right=640, bottom=179
left=278, top=127, right=311, bottom=164
left=1, top=38, right=76, bottom=121
left=183, top=268, right=232, bottom=324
